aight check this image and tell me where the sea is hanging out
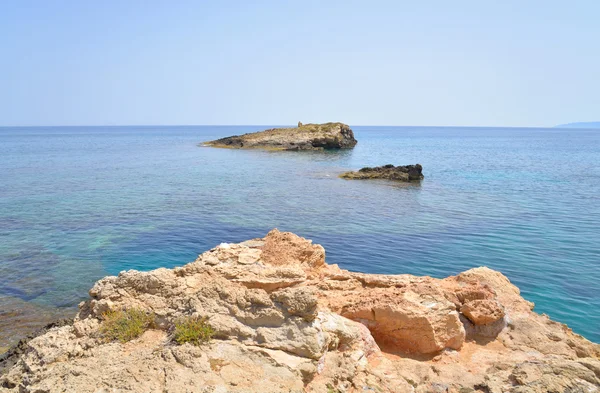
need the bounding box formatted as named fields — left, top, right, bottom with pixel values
left=1, top=125, right=599, bottom=349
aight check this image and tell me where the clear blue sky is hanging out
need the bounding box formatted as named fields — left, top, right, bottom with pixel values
left=1, top=0, right=598, bottom=127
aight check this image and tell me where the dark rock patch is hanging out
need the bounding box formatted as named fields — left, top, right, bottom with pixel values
left=340, top=164, right=424, bottom=182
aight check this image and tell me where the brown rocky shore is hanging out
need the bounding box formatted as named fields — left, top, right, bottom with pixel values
left=203, top=122, right=357, bottom=150
left=1, top=230, right=598, bottom=393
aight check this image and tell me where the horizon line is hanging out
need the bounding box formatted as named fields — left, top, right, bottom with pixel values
left=0, top=123, right=594, bottom=129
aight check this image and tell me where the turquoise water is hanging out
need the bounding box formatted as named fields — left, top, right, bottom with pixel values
left=1, top=126, right=599, bottom=346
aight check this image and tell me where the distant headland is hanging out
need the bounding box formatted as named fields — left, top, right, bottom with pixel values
left=202, top=122, right=357, bottom=151
left=555, top=122, right=600, bottom=129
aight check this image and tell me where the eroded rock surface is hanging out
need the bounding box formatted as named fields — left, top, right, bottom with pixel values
left=1, top=230, right=598, bottom=393
left=203, top=122, right=357, bottom=150
left=340, top=164, right=424, bottom=181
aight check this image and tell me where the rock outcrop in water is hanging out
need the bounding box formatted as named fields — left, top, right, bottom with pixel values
left=1, top=230, right=599, bottom=392
left=203, top=122, right=357, bottom=150
left=340, top=164, right=424, bottom=181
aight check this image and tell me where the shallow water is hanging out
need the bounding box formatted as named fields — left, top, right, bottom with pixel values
left=0, top=125, right=599, bottom=347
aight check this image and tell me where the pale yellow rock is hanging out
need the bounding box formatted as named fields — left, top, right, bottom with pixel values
left=461, top=299, right=505, bottom=325
left=1, top=229, right=599, bottom=393
left=340, top=287, right=465, bottom=353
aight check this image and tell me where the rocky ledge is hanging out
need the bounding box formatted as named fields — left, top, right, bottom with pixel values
left=340, top=164, right=424, bottom=181
left=1, top=230, right=599, bottom=393
left=203, top=122, right=357, bottom=151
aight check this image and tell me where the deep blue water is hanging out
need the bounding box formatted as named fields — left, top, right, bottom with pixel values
left=1, top=125, right=599, bottom=346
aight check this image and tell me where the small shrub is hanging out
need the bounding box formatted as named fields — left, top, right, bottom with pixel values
left=99, top=308, right=154, bottom=343
left=173, top=316, right=214, bottom=346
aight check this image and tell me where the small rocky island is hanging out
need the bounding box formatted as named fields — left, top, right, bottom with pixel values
left=203, top=122, right=357, bottom=151
left=340, top=164, right=424, bottom=181
left=1, top=230, right=598, bottom=393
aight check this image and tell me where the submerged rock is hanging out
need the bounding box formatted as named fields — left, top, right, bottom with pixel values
left=203, top=122, right=357, bottom=151
left=1, top=230, right=598, bottom=393
left=340, top=164, right=424, bottom=181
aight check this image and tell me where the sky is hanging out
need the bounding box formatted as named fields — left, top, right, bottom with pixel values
left=1, top=0, right=599, bottom=127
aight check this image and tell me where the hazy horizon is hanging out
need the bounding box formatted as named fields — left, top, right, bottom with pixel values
left=1, top=1, right=599, bottom=127
left=2, top=123, right=599, bottom=129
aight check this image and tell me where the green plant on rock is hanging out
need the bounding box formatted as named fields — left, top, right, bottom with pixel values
left=173, top=316, right=214, bottom=346
left=326, top=384, right=340, bottom=393
left=99, top=308, right=154, bottom=343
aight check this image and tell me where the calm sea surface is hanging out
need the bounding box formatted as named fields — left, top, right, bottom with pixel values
left=0, top=126, right=599, bottom=347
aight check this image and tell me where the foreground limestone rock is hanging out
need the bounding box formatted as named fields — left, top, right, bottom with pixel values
left=1, top=230, right=598, bottom=393
left=203, top=122, right=357, bottom=150
left=340, top=164, right=424, bottom=181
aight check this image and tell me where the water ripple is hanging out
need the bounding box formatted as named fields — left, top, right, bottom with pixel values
left=0, top=125, right=599, bottom=346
